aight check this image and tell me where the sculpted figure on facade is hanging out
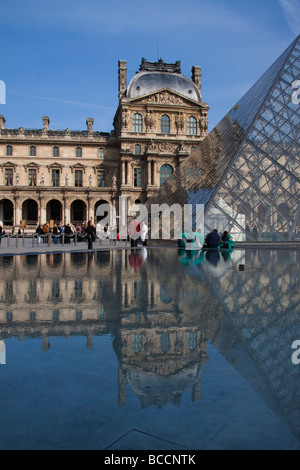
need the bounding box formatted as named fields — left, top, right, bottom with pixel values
left=122, top=109, right=130, bottom=130
left=111, top=174, right=117, bottom=190
left=65, top=174, right=69, bottom=186
left=200, top=115, right=208, bottom=134
left=175, top=112, right=185, bottom=133
left=15, top=173, right=20, bottom=185
left=40, top=173, right=45, bottom=186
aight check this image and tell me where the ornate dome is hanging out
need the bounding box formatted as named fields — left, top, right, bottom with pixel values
left=127, top=59, right=202, bottom=102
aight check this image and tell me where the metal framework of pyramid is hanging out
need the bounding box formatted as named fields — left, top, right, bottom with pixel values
left=148, top=35, right=300, bottom=242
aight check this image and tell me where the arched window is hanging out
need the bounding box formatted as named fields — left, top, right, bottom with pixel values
left=135, top=144, right=141, bottom=155
left=76, top=147, right=82, bottom=158
left=188, top=116, right=197, bottom=135
left=161, top=114, right=170, bottom=134
left=53, top=146, right=59, bottom=157
left=160, top=164, right=173, bottom=185
left=6, top=145, right=13, bottom=156
left=132, top=113, right=143, bottom=133
left=29, top=145, right=36, bottom=156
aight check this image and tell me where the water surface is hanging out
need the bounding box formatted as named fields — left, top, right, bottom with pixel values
left=0, top=248, right=299, bottom=450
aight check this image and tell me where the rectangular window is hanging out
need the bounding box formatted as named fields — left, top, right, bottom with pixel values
left=6, top=146, right=13, bottom=156
left=76, top=147, right=82, bottom=158
left=28, top=169, right=37, bottom=186
left=98, top=148, right=105, bottom=158
left=53, top=146, right=59, bottom=157
left=5, top=169, right=13, bottom=186
left=97, top=170, right=105, bottom=187
left=134, top=167, right=142, bottom=187
left=29, top=146, right=36, bottom=157
left=52, top=169, right=60, bottom=187
left=75, top=169, right=83, bottom=187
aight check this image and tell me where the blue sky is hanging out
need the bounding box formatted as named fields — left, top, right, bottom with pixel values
left=0, top=0, right=299, bottom=133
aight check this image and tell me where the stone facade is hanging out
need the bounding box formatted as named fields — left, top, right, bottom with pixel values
left=0, top=58, right=209, bottom=228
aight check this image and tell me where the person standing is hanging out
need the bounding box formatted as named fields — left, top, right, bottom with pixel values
left=86, top=220, right=96, bottom=250
left=64, top=223, right=73, bottom=244
left=36, top=224, right=43, bottom=244
left=140, top=221, right=148, bottom=246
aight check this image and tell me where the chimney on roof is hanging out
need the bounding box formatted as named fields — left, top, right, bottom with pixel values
left=192, top=66, right=202, bottom=97
left=118, top=60, right=127, bottom=100
left=86, top=117, right=94, bottom=134
left=42, top=116, right=50, bottom=131
left=0, top=115, right=6, bottom=130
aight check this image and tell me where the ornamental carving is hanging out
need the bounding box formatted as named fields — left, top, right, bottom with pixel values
left=145, top=92, right=184, bottom=105
left=158, top=142, right=176, bottom=153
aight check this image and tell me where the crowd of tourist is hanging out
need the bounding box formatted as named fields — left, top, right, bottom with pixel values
left=35, top=221, right=93, bottom=244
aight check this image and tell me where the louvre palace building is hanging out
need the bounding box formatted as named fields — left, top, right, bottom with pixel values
left=0, top=58, right=209, bottom=229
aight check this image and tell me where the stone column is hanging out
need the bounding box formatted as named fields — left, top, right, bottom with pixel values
left=39, top=195, right=46, bottom=224
left=153, top=161, right=157, bottom=186
left=147, top=160, right=152, bottom=185
left=63, top=196, right=70, bottom=224
left=14, top=195, right=21, bottom=227
left=87, top=195, right=93, bottom=222
left=127, top=161, right=131, bottom=186
left=121, top=160, right=125, bottom=185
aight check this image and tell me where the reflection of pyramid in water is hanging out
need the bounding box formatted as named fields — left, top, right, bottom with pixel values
left=148, top=35, right=300, bottom=242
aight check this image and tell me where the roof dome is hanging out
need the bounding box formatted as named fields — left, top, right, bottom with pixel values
left=127, top=71, right=201, bottom=102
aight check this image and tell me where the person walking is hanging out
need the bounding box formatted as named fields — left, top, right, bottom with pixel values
left=86, top=220, right=96, bottom=250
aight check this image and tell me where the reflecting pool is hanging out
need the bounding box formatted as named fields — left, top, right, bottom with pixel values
left=0, top=248, right=299, bottom=450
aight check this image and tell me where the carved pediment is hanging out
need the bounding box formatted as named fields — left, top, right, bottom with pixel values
left=128, top=89, right=200, bottom=106
left=47, top=162, right=65, bottom=172
left=23, top=162, right=41, bottom=172
left=92, top=163, right=109, bottom=173
left=70, top=163, right=86, bottom=173
left=0, top=161, right=17, bottom=170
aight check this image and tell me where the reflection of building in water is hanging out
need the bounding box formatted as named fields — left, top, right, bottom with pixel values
left=202, top=249, right=300, bottom=440
left=0, top=250, right=223, bottom=407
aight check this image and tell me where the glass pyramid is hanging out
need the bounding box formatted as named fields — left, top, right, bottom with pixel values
left=148, top=35, right=300, bottom=242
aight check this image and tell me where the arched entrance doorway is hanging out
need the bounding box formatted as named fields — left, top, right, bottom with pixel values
left=22, top=199, right=38, bottom=224
left=71, top=200, right=87, bottom=224
left=0, top=199, right=14, bottom=226
left=46, top=200, right=62, bottom=224
left=94, top=200, right=110, bottom=223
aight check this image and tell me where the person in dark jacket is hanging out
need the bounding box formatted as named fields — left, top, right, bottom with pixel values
left=205, top=229, right=220, bottom=248
left=86, top=221, right=96, bottom=250
left=64, top=224, right=73, bottom=244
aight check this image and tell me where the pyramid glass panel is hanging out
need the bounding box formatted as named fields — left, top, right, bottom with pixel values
left=147, top=35, right=300, bottom=242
